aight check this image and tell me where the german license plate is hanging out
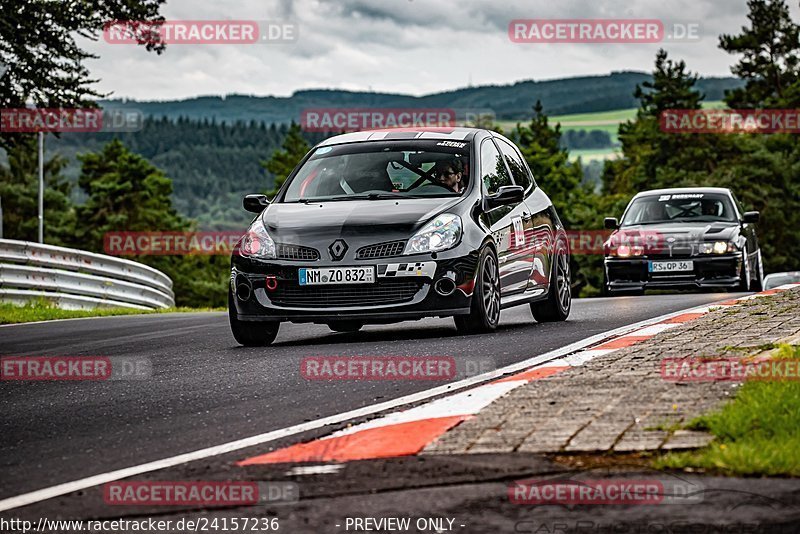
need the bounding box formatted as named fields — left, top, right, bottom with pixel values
left=298, top=266, right=375, bottom=285
left=649, top=260, right=694, bottom=273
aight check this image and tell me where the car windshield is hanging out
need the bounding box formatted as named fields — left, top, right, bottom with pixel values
left=281, top=141, right=471, bottom=202
left=621, top=192, right=737, bottom=226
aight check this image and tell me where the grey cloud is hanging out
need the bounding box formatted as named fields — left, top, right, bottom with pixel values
left=78, top=0, right=800, bottom=101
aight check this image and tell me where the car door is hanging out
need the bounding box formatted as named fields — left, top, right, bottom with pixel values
left=495, top=137, right=554, bottom=292
left=731, top=192, right=759, bottom=269
left=479, top=137, right=531, bottom=295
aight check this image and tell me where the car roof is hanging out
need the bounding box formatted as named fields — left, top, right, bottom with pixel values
left=316, top=127, right=485, bottom=147
left=633, top=187, right=733, bottom=198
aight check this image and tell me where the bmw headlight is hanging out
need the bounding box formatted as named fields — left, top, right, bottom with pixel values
left=404, top=214, right=462, bottom=254
left=612, top=244, right=644, bottom=258
left=699, top=241, right=736, bottom=254
left=239, top=217, right=276, bottom=259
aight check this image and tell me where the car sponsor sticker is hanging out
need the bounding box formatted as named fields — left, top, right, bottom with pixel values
left=379, top=262, right=436, bottom=278
left=436, top=141, right=467, bottom=148
left=512, top=216, right=526, bottom=247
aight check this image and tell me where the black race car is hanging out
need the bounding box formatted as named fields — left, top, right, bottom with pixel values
left=228, top=127, right=571, bottom=346
left=603, top=187, right=763, bottom=295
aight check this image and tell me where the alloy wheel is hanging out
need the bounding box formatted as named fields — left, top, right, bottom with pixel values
left=482, top=254, right=500, bottom=326
left=556, top=249, right=571, bottom=312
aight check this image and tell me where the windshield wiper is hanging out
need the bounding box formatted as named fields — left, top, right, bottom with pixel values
left=622, top=220, right=671, bottom=226
left=328, top=192, right=412, bottom=201
left=284, top=198, right=320, bottom=204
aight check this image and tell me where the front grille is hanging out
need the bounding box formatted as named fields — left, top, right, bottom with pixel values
left=276, top=244, right=320, bottom=261
left=644, top=249, right=694, bottom=259
left=269, top=280, right=423, bottom=308
left=356, top=241, right=406, bottom=259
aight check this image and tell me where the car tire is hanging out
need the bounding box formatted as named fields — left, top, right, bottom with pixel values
left=738, top=248, right=751, bottom=292
left=327, top=321, right=364, bottom=333
left=531, top=238, right=572, bottom=322
left=454, top=246, right=500, bottom=335
left=228, top=291, right=280, bottom=346
left=750, top=249, right=765, bottom=292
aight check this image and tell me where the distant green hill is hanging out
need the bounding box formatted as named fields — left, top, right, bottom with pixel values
left=102, top=71, right=742, bottom=124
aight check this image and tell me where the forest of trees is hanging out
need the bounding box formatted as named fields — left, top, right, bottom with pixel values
left=45, top=118, right=326, bottom=229
left=560, top=129, right=616, bottom=150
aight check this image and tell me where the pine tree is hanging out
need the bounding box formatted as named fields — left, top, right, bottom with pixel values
left=0, top=136, right=76, bottom=245
left=602, top=49, right=726, bottom=196
left=75, top=139, right=188, bottom=250
left=74, top=139, right=229, bottom=308
left=716, top=0, right=800, bottom=271
left=719, top=0, right=800, bottom=108
left=261, top=122, right=310, bottom=197
left=1, top=0, right=167, bottom=150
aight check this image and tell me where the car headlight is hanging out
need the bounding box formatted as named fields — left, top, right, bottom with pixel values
left=404, top=214, right=462, bottom=254
left=699, top=241, right=736, bottom=254
left=607, top=244, right=644, bottom=258
left=239, top=217, right=276, bottom=259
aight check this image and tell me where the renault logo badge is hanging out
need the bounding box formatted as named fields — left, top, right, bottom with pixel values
left=329, top=239, right=348, bottom=261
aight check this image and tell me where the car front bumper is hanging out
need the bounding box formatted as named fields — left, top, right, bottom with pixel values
left=230, top=250, right=479, bottom=323
left=605, top=254, right=742, bottom=291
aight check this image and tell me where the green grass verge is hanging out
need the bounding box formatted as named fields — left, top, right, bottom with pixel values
left=551, top=100, right=725, bottom=125
left=655, top=344, right=800, bottom=476
left=0, top=301, right=224, bottom=325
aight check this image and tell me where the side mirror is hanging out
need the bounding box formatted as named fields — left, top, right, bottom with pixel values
left=486, top=185, right=524, bottom=209
left=604, top=217, right=619, bottom=230
left=742, top=211, right=760, bottom=224
left=243, top=194, right=270, bottom=214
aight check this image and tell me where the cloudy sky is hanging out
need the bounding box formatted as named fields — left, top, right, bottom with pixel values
left=81, top=0, right=800, bottom=101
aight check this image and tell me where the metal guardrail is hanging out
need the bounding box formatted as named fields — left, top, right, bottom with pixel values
left=0, top=239, right=175, bottom=310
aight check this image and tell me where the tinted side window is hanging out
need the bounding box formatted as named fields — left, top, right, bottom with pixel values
left=480, top=139, right=512, bottom=194
left=497, top=139, right=531, bottom=190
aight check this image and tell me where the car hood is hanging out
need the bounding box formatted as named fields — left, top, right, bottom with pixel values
left=259, top=197, right=463, bottom=243
left=614, top=221, right=740, bottom=242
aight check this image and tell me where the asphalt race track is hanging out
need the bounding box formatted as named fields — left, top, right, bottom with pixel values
left=0, top=292, right=745, bottom=503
